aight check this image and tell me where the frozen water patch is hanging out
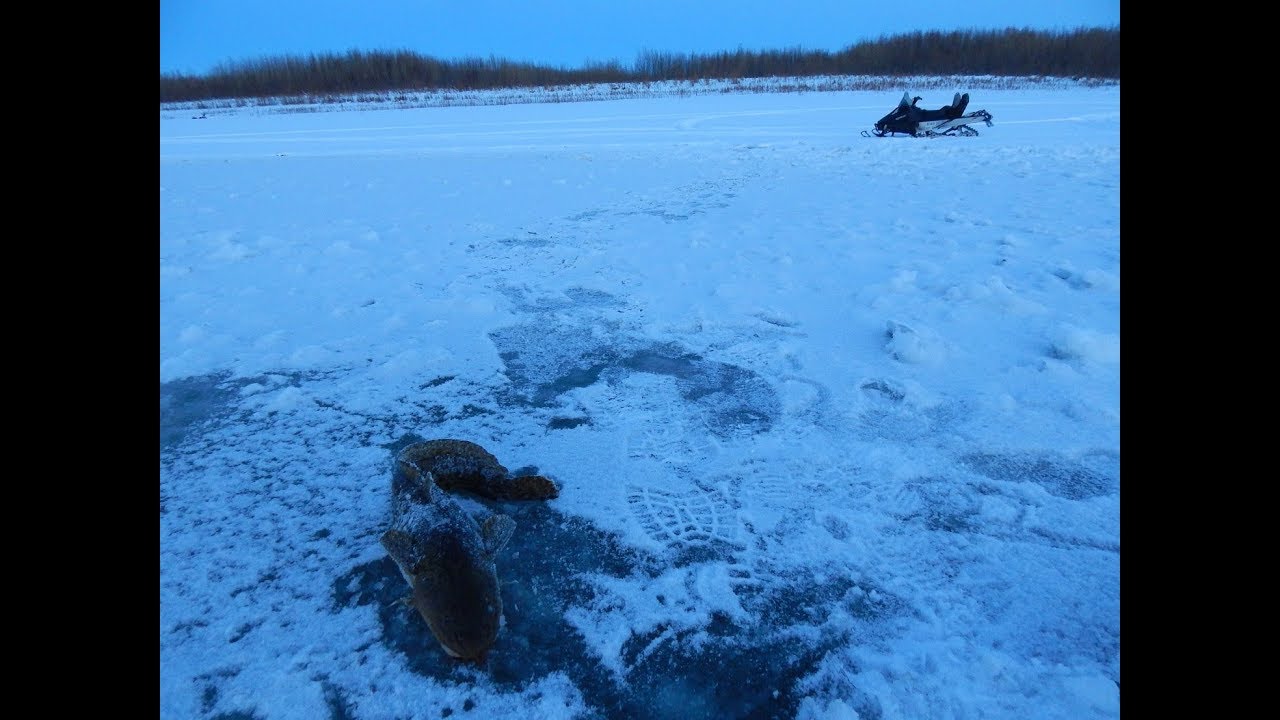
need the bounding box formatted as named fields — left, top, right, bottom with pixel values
left=563, top=286, right=627, bottom=308
left=959, top=450, right=1118, bottom=500
left=160, top=371, right=239, bottom=450
left=626, top=346, right=779, bottom=437
left=491, top=323, right=619, bottom=407
left=889, top=475, right=983, bottom=534
left=490, top=326, right=780, bottom=439
left=159, top=370, right=343, bottom=452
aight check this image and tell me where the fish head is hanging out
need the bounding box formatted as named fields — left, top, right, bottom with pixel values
left=409, top=532, right=503, bottom=661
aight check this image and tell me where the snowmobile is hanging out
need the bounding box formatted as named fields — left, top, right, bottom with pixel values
left=862, top=92, right=994, bottom=137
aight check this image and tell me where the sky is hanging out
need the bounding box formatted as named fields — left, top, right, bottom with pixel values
left=160, top=0, right=1121, bottom=75
left=160, top=78, right=1120, bottom=719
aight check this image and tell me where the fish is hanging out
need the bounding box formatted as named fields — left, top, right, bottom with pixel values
left=380, top=440, right=558, bottom=661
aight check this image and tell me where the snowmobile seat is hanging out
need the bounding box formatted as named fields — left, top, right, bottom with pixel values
left=945, top=93, right=970, bottom=119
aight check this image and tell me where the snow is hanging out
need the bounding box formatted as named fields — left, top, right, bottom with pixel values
left=160, top=78, right=1120, bottom=719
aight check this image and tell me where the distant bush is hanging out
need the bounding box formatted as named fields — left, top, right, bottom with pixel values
left=160, top=27, right=1118, bottom=104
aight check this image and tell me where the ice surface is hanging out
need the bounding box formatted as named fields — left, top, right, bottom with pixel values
left=161, top=80, right=1119, bottom=719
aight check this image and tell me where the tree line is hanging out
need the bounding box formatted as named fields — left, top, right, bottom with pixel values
left=160, top=27, right=1118, bottom=104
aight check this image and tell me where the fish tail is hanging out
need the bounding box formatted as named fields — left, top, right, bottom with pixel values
left=494, top=474, right=560, bottom=501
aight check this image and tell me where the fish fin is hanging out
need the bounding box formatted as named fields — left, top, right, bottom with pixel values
left=479, top=513, right=516, bottom=557
left=393, top=458, right=442, bottom=503
left=380, top=528, right=423, bottom=581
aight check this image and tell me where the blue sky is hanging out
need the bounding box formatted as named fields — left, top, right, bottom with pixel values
left=160, top=0, right=1120, bottom=75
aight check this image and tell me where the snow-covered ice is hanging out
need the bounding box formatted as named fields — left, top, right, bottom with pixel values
left=160, top=78, right=1120, bottom=719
